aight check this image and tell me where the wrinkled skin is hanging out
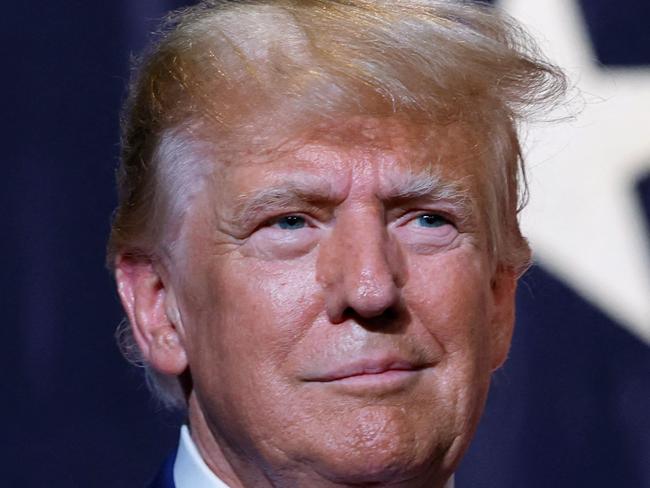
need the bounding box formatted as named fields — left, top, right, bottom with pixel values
left=117, top=116, right=517, bottom=487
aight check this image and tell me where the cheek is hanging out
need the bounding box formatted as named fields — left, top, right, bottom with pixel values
left=229, top=253, right=322, bottom=349
left=177, top=252, right=329, bottom=456
left=407, top=248, right=493, bottom=362
left=182, top=251, right=323, bottom=381
left=403, top=250, right=495, bottom=447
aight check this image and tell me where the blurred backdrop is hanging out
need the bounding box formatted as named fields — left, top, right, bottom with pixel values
left=3, top=0, right=648, bottom=486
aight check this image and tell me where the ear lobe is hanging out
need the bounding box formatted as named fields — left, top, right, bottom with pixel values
left=489, top=267, right=517, bottom=371
left=114, top=256, right=188, bottom=376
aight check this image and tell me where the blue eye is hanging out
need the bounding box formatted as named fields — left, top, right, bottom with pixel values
left=416, top=214, right=447, bottom=228
left=275, top=215, right=307, bottom=230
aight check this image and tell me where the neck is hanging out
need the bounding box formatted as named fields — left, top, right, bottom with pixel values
left=188, top=393, right=261, bottom=488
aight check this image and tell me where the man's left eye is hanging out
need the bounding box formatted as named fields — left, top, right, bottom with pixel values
left=274, top=215, right=307, bottom=230
left=415, top=214, right=449, bottom=228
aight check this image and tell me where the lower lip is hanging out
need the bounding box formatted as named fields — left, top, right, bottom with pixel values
left=315, top=369, right=421, bottom=394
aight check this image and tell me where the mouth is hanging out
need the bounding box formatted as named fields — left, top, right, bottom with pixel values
left=315, top=359, right=421, bottom=381
left=304, top=358, right=431, bottom=394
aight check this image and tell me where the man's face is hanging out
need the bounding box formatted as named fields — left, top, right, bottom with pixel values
left=169, top=116, right=515, bottom=485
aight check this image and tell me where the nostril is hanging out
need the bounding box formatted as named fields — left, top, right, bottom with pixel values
left=346, top=305, right=399, bottom=321
left=341, top=303, right=406, bottom=332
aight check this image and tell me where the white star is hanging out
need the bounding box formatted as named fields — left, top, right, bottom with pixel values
left=498, top=0, right=650, bottom=342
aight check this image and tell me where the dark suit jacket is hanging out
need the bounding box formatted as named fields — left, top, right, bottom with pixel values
left=147, top=450, right=176, bottom=488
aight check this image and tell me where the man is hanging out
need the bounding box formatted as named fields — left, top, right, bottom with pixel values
left=108, top=1, right=565, bottom=486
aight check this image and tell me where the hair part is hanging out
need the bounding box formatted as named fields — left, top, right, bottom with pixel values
left=108, top=0, right=567, bottom=409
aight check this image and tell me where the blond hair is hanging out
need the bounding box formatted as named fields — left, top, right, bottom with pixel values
left=108, top=0, right=566, bottom=408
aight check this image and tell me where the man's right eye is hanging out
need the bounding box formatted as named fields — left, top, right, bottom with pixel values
left=273, top=215, right=307, bottom=230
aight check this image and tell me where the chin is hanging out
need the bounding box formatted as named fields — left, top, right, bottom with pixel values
left=308, top=449, right=455, bottom=488
left=314, top=455, right=436, bottom=486
left=296, top=406, right=453, bottom=486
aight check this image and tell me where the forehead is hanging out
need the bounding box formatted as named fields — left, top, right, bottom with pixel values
left=213, top=115, right=488, bottom=195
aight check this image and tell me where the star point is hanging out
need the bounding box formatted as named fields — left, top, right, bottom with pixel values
left=498, top=0, right=650, bottom=342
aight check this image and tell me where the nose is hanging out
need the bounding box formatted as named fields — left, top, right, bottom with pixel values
left=317, top=209, right=405, bottom=324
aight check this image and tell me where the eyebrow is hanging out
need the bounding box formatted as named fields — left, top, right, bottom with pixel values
left=230, top=176, right=339, bottom=225
left=380, top=167, right=474, bottom=222
left=230, top=167, right=473, bottom=226
left=381, top=167, right=469, bottom=202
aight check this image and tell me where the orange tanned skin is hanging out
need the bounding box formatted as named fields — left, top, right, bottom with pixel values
left=116, top=116, right=517, bottom=487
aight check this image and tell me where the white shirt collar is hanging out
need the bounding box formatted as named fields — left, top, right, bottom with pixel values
left=174, top=425, right=230, bottom=488
left=174, top=425, right=454, bottom=488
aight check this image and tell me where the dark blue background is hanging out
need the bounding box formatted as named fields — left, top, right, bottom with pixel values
left=3, top=1, right=649, bottom=486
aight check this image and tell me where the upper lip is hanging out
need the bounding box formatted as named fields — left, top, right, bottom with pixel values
left=307, top=357, right=424, bottom=382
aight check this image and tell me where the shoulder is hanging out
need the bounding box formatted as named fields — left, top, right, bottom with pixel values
left=147, top=449, right=177, bottom=488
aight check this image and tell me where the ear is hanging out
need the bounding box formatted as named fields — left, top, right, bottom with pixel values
left=114, top=255, right=188, bottom=376
left=488, top=266, right=518, bottom=371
